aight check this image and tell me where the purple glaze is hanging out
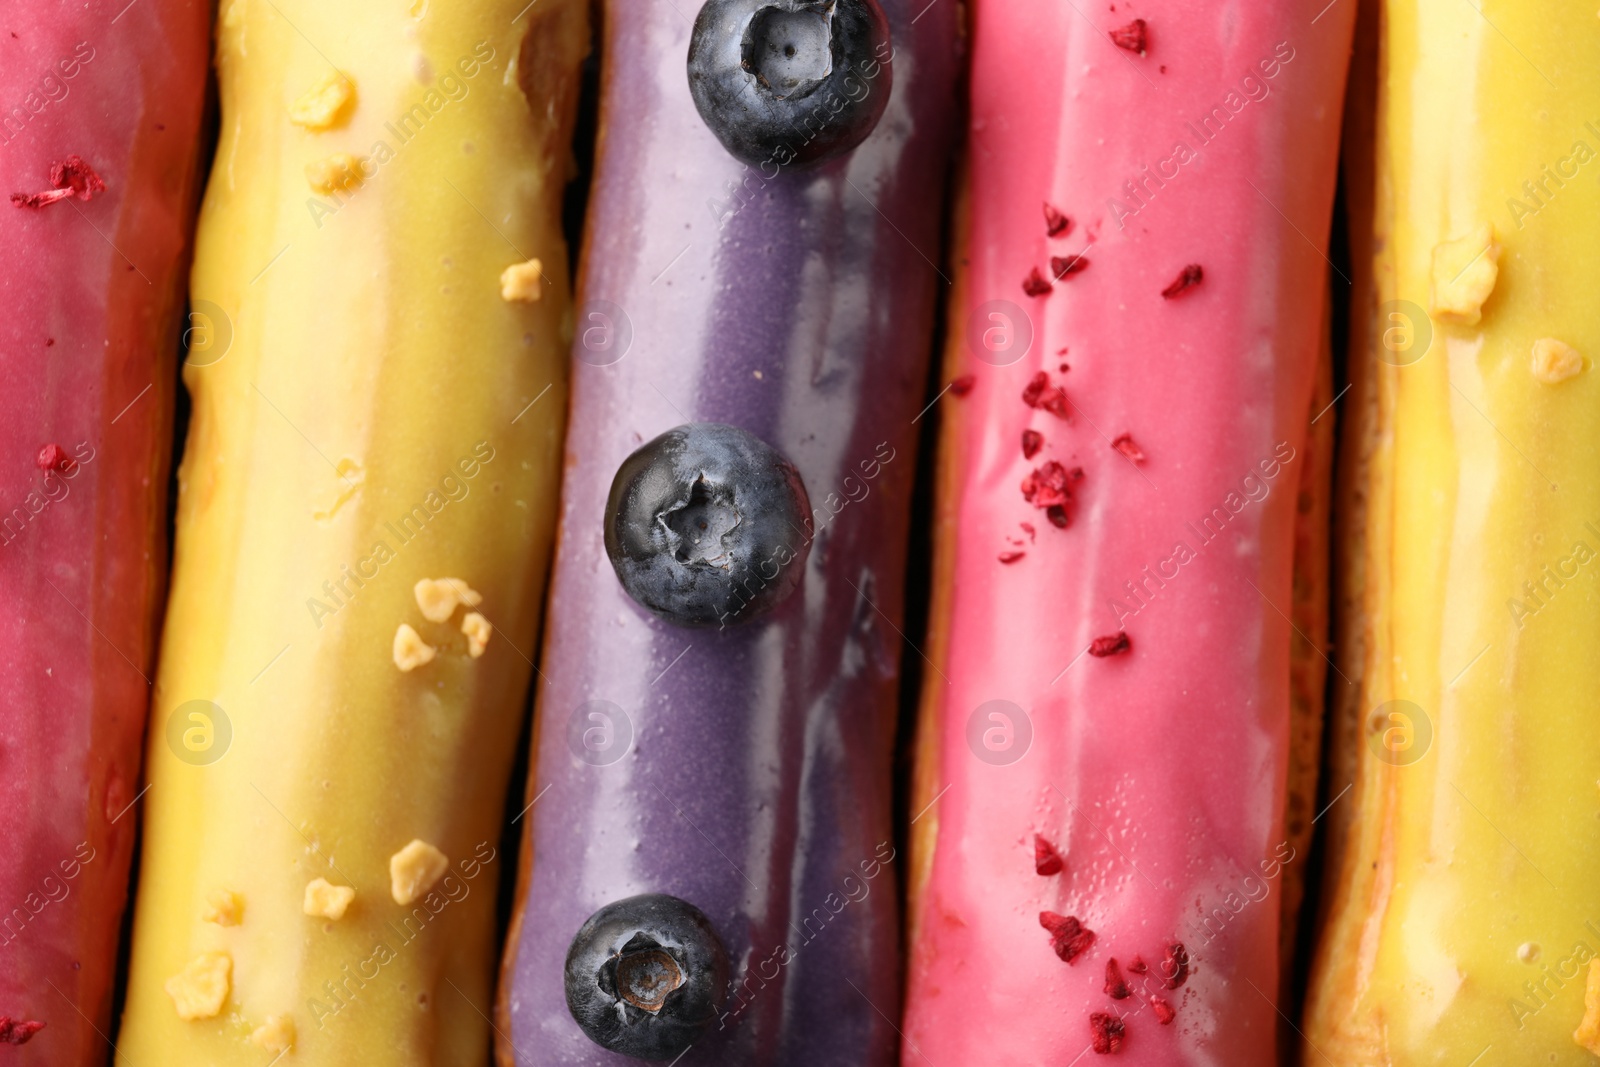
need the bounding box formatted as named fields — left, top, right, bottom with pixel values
left=497, top=1, right=958, bottom=1063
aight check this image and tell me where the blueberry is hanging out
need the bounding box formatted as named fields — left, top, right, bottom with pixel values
left=687, top=0, right=893, bottom=169
left=604, top=423, right=811, bottom=627
left=564, top=894, right=730, bottom=1061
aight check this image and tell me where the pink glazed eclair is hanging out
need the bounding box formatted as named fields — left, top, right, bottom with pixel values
left=0, top=1, right=208, bottom=1062
left=904, top=2, right=1352, bottom=1061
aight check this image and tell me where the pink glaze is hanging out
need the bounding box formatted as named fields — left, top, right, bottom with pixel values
left=0, top=3, right=207, bottom=1062
left=905, top=3, right=1353, bottom=1063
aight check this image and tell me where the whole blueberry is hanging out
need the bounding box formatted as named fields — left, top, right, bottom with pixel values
left=687, top=0, right=893, bottom=169
left=564, top=894, right=730, bottom=1061
left=604, top=423, right=811, bottom=627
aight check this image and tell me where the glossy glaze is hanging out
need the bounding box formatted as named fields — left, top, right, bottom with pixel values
left=0, top=3, right=207, bottom=1062
left=1305, top=2, right=1600, bottom=1061
left=116, top=1, right=585, bottom=1062
left=498, top=1, right=957, bottom=1063
left=904, top=2, right=1353, bottom=1063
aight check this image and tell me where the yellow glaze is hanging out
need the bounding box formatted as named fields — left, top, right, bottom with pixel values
left=117, top=0, right=586, bottom=1062
left=1306, top=1, right=1600, bottom=1062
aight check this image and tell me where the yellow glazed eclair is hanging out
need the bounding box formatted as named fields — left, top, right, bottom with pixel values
left=115, top=1, right=585, bottom=1062
left=1305, top=0, right=1600, bottom=1061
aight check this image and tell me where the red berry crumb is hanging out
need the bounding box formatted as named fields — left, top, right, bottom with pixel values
left=1089, top=1012, right=1126, bottom=1054
left=1020, top=522, right=1036, bottom=543
left=1021, top=372, right=1070, bottom=419
left=1105, top=958, right=1132, bottom=1000
left=1089, top=632, right=1131, bottom=657
left=35, top=443, right=75, bottom=474
left=1033, top=833, right=1064, bottom=876
left=51, top=156, right=104, bottom=196
left=949, top=374, right=976, bottom=397
left=1044, top=202, right=1072, bottom=237
left=1022, top=267, right=1053, bottom=297
left=1050, top=254, right=1090, bottom=280
left=998, top=551, right=1026, bottom=565
left=1127, top=956, right=1148, bottom=974
left=1021, top=460, right=1076, bottom=513
left=1111, top=433, right=1145, bottom=462
left=1110, top=18, right=1148, bottom=54
left=1162, top=263, right=1204, bottom=298
left=1151, top=995, right=1176, bottom=1025
left=0, top=1018, right=45, bottom=1045
left=1039, top=911, right=1096, bottom=963
left=11, top=190, right=65, bottom=209
left=1161, top=940, right=1190, bottom=989
left=11, top=155, right=105, bottom=209
left=1047, top=504, right=1070, bottom=529
left=1022, top=429, right=1044, bottom=459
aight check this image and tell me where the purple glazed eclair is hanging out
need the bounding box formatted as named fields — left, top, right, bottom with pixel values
left=496, top=0, right=958, bottom=1064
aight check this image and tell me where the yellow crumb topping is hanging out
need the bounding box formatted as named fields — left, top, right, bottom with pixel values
left=461, top=612, right=492, bottom=658
left=393, top=623, right=436, bottom=672
left=165, top=952, right=231, bottom=1021
left=413, top=577, right=482, bottom=623
left=251, top=1014, right=296, bottom=1054
left=303, top=878, right=356, bottom=920
left=289, top=71, right=355, bottom=130
left=305, top=153, right=366, bottom=195
left=1532, top=337, right=1584, bottom=384
left=200, top=888, right=243, bottom=926
left=1429, top=222, right=1500, bottom=325
left=390, top=839, right=449, bottom=905
left=500, top=259, right=543, bottom=303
